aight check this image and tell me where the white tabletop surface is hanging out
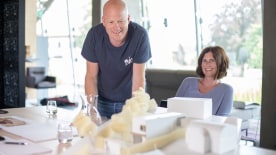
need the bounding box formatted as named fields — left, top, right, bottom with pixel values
left=0, top=106, right=276, bottom=155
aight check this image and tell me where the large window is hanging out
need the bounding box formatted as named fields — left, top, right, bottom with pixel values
left=33, top=0, right=262, bottom=145
left=36, top=0, right=91, bottom=97
left=35, top=0, right=263, bottom=104
left=143, top=0, right=263, bottom=104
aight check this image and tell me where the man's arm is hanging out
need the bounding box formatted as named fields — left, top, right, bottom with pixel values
left=132, top=63, right=146, bottom=92
left=85, top=61, right=99, bottom=97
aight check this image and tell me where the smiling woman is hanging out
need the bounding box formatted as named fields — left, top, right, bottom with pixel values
left=175, top=46, right=233, bottom=116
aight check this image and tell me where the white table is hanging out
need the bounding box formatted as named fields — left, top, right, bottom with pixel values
left=0, top=106, right=275, bottom=155
left=0, top=106, right=81, bottom=155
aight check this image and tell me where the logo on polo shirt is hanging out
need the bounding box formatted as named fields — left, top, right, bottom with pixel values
left=124, top=57, right=133, bottom=66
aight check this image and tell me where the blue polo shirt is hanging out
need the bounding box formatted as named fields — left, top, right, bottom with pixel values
left=81, top=21, right=151, bottom=102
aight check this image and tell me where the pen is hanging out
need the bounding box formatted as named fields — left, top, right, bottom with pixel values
left=5, top=141, right=28, bottom=145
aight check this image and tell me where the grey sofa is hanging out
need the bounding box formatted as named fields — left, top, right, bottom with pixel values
left=145, top=68, right=197, bottom=105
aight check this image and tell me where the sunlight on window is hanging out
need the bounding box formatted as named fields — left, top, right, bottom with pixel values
left=36, top=0, right=91, bottom=98
left=37, top=0, right=263, bottom=104
left=36, top=0, right=91, bottom=87
left=143, top=0, right=263, bottom=103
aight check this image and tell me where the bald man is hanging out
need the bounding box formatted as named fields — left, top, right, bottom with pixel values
left=81, top=0, right=152, bottom=118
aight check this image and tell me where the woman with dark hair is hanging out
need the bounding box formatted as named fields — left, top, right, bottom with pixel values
left=176, top=46, right=233, bottom=116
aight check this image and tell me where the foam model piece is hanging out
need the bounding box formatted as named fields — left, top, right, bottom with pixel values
left=134, top=149, right=165, bottom=155
left=94, top=88, right=159, bottom=152
left=167, top=97, right=212, bottom=119
left=121, top=128, right=185, bottom=155
left=185, top=117, right=241, bottom=154
left=71, top=88, right=190, bottom=155
left=72, top=111, right=98, bottom=137
left=132, top=112, right=185, bottom=139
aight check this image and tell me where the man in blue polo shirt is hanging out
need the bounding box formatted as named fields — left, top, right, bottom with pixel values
left=81, top=0, right=151, bottom=119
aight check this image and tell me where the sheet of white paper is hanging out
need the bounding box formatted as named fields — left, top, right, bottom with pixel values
left=0, top=116, right=78, bottom=142
left=4, top=123, right=57, bottom=142
left=0, top=139, right=52, bottom=155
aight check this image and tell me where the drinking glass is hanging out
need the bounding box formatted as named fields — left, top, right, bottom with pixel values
left=46, top=100, right=57, bottom=117
left=57, top=121, right=73, bottom=143
left=80, top=94, right=102, bottom=125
